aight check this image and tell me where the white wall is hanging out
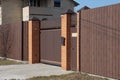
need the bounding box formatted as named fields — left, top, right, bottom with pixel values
left=23, top=6, right=29, bottom=21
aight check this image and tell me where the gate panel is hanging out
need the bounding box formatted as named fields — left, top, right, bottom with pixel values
left=40, top=29, right=61, bottom=66
left=22, top=21, right=28, bottom=61
left=71, top=27, right=77, bottom=71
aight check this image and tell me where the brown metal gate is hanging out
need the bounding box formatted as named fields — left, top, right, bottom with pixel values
left=40, top=29, right=61, bottom=66
left=22, top=21, right=28, bottom=61
left=71, top=27, right=77, bottom=71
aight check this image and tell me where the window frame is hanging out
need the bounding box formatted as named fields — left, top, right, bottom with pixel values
left=29, top=0, right=48, bottom=7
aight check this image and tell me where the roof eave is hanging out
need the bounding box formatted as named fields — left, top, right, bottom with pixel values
left=73, top=0, right=79, bottom=6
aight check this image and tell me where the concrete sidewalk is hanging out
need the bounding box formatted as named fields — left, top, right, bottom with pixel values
left=0, top=64, right=72, bottom=80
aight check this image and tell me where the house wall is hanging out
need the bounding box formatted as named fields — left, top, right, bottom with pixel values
left=2, top=0, right=22, bottom=24
left=1, top=0, right=76, bottom=24
left=29, top=0, right=75, bottom=26
left=62, top=0, right=75, bottom=10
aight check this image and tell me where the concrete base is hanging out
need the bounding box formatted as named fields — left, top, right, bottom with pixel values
left=0, top=64, right=72, bottom=79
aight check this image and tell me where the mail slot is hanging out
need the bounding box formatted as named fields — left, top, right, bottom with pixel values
left=61, top=37, right=65, bottom=46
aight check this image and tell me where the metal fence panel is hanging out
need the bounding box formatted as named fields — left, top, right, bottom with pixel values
left=80, top=4, right=120, bottom=79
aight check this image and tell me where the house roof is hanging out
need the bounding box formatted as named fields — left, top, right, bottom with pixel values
left=72, top=0, right=79, bottom=6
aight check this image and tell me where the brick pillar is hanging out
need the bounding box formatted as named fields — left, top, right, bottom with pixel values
left=28, top=17, right=40, bottom=64
left=77, top=11, right=81, bottom=71
left=61, top=9, right=74, bottom=70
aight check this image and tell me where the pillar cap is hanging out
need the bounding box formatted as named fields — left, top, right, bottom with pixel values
left=29, top=17, right=40, bottom=21
left=61, top=9, right=76, bottom=15
left=77, top=6, right=90, bottom=12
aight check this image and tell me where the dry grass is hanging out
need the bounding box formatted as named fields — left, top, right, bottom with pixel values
left=0, top=59, right=22, bottom=65
left=27, top=73, right=109, bottom=80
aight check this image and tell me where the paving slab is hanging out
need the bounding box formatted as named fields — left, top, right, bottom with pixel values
left=0, top=63, right=72, bottom=80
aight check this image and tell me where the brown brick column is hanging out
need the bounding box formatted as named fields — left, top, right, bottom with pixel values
left=28, top=18, right=40, bottom=64
left=61, top=10, right=74, bottom=70
left=77, top=11, right=81, bottom=71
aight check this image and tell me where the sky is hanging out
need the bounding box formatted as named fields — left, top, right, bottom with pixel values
left=74, top=0, right=120, bottom=11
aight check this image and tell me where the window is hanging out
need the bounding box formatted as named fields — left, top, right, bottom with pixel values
left=30, top=0, right=34, bottom=6
left=54, top=0, right=61, bottom=7
left=29, top=0, right=47, bottom=7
